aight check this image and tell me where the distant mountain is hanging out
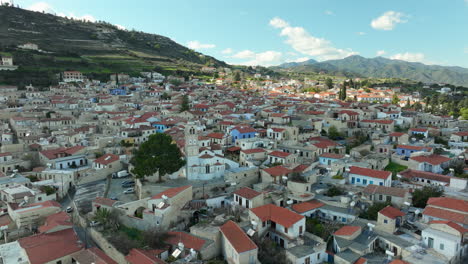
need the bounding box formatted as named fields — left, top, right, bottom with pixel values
left=278, top=58, right=317, bottom=68
left=276, top=55, right=468, bottom=86
left=0, top=5, right=227, bottom=85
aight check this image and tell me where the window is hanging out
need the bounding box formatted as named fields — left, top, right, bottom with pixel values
left=357, top=178, right=361, bottom=183
left=317, top=253, right=320, bottom=259
left=440, top=243, right=444, bottom=250
left=262, top=221, right=266, bottom=227
left=299, top=226, right=303, bottom=234
left=384, top=219, right=388, bottom=224
left=284, top=227, right=288, bottom=233
left=379, top=195, right=383, bottom=200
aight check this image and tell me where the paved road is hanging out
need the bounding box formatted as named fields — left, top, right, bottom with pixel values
left=74, top=226, right=96, bottom=249
left=107, top=177, right=137, bottom=203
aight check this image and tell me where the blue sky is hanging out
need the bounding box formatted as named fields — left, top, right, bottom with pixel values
left=7, top=0, right=468, bottom=67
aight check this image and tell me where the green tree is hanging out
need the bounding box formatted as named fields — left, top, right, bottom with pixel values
left=461, top=108, right=468, bottom=120
left=325, top=78, right=333, bottom=89
left=93, top=208, right=120, bottom=230
left=391, top=94, right=400, bottom=105
left=130, top=133, right=185, bottom=180
left=359, top=202, right=391, bottom=220
left=180, top=94, right=190, bottom=112
left=233, top=71, right=241, bottom=82
left=412, top=186, right=444, bottom=208
left=327, top=125, right=342, bottom=140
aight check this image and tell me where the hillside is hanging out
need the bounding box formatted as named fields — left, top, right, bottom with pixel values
left=276, top=55, right=468, bottom=87
left=0, top=6, right=227, bottom=86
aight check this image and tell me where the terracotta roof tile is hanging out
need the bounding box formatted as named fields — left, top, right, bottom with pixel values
left=219, top=220, right=258, bottom=253
left=151, top=185, right=191, bottom=199
left=349, top=166, right=391, bottom=180
left=334, top=226, right=361, bottom=236
left=291, top=200, right=325, bottom=213
left=233, top=187, right=261, bottom=200
left=379, top=206, right=405, bottom=219
left=250, top=204, right=304, bottom=228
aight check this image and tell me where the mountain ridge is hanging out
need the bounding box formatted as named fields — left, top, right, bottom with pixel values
left=274, top=55, right=468, bottom=86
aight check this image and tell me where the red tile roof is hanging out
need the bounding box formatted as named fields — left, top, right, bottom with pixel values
left=94, top=153, right=119, bottom=165
left=397, top=145, right=431, bottom=151
left=361, top=119, right=394, bottom=124
left=125, top=249, right=166, bottom=264
left=355, top=257, right=367, bottom=264
left=398, top=169, right=451, bottom=183
left=38, top=212, right=72, bottom=233
left=339, top=110, right=359, bottom=116
left=320, top=153, right=344, bottom=159
left=423, top=207, right=468, bottom=225
left=379, top=206, right=405, bottom=219
left=234, top=187, right=261, bottom=200
left=151, top=185, right=191, bottom=199
left=241, top=148, right=266, bottom=154
left=389, top=132, right=405, bottom=137
left=219, top=220, right=258, bottom=253
left=207, top=132, right=225, bottom=139
left=292, top=200, right=325, bottom=213
left=263, top=166, right=292, bottom=177
left=19, top=228, right=82, bottom=264
left=232, top=125, right=256, bottom=134
left=429, top=220, right=467, bottom=234
left=427, top=197, right=468, bottom=213
left=389, top=260, right=409, bottom=264
left=349, top=166, right=391, bottom=180
left=39, top=146, right=85, bottom=160
left=410, top=128, right=428, bottom=132
left=166, top=231, right=207, bottom=251
left=268, top=150, right=291, bottom=158
left=410, top=155, right=451, bottom=165
left=334, top=226, right=361, bottom=236
left=71, top=247, right=118, bottom=264
left=250, top=204, right=304, bottom=228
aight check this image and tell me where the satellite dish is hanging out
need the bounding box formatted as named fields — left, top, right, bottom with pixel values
left=162, top=195, right=168, bottom=200
left=350, top=201, right=356, bottom=207
left=286, top=200, right=293, bottom=205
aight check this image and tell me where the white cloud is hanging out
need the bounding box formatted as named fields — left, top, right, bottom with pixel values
left=221, top=48, right=233, bottom=54
left=231, top=50, right=256, bottom=59
left=376, top=50, right=386, bottom=56
left=269, top=17, right=358, bottom=61
left=325, top=10, right=334, bottom=15
left=371, top=11, right=408, bottom=30
left=230, top=50, right=283, bottom=66
left=27, top=2, right=55, bottom=14
left=27, top=2, right=96, bottom=22
left=357, top=32, right=366, bottom=36
left=293, top=57, right=310, bottom=63
left=269, top=17, right=290, bottom=29
left=390, top=52, right=426, bottom=63
left=187, top=40, right=216, bottom=50
left=115, top=24, right=127, bottom=30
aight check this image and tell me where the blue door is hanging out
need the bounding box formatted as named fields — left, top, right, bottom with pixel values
left=351, top=177, right=355, bottom=184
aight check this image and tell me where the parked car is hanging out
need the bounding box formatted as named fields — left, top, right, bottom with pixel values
left=66, top=206, right=73, bottom=213
left=110, top=196, right=118, bottom=201
left=123, top=188, right=135, bottom=194
left=89, top=221, right=100, bottom=227
left=121, top=180, right=134, bottom=186
left=122, top=182, right=135, bottom=188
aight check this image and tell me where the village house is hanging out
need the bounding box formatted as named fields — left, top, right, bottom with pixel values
left=249, top=203, right=306, bottom=249
left=219, top=220, right=259, bottom=264
left=348, top=166, right=392, bottom=187
left=233, top=187, right=264, bottom=209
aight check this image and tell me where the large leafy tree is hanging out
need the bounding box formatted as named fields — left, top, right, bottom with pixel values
left=130, top=133, right=185, bottom=180
left=180, top=94, right=190, bottom=112
left=325, top=77, right=333, bottom=89
left=412, top=185, right=444, bottom=208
